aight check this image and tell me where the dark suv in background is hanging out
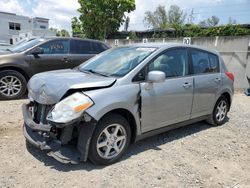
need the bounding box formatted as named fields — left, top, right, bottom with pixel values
left=0, top=37, right=109, bottom=100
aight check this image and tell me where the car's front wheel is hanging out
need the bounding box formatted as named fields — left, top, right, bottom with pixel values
left=0, top=70, right=27, bottom=100
left=207, top=96, right=229, bottom=126
left=89, top=113, right=131, bottom=165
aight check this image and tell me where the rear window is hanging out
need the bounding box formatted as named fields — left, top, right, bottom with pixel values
left=70, top=40, right=91, bottom=54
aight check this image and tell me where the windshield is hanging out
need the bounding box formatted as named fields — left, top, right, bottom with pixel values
left=79, top=46, right=156, bottom=77
left=11, top=38, right=45, bottom=53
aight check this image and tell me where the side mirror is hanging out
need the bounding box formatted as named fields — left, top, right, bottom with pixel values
left=147, top=71, right=165, bottom=83
left=31, top=47, right=44, bottom=57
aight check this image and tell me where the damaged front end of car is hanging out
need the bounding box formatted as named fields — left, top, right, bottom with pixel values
left=22, top=92, right=98, bottom=164
left=22, top=69, right=118, bottom=164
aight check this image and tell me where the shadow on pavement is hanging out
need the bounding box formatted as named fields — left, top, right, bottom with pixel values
left=26, top=120, right=224, bottom=172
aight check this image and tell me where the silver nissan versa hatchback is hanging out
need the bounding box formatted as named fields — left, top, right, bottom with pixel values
left=22, top=43, right=234, bottom=165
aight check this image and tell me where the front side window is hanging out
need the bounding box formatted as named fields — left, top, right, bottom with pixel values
left=39, top=40, right=69, bottom=54
left=79, top=46, right=156, bottom=77
left=70, top=40, right=91, bottom=54
left=148, top=48, right=188, bottom=78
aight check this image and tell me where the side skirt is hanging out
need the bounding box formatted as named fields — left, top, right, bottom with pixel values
left=135, top=115, right=210, bottom=142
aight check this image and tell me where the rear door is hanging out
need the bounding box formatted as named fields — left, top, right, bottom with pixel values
left=69, top=39, right=95, bottom=67
left=189, top=48, right=221, bottom=118
left=139, top=48, right=194, bottom=132
left=28, top=39, right=71, bottom=74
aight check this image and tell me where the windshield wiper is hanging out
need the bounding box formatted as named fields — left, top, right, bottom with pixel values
left=82, top=69, right=109, bottom=77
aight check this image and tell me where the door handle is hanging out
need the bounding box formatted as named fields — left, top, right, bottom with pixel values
left=214, top=77, right=221, bottom=83
left=62, top=57, right=69, bottom=63
left=182, top=82, right=191, bottom=88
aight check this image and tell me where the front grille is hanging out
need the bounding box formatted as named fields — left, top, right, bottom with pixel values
left=33, top=102, right=53, bottom=124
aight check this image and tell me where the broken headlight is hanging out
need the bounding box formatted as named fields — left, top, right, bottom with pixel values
left=46, top=92, right=93, bottom=123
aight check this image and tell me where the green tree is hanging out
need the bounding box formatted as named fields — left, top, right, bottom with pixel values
left=199, top=16, right=220, bottom=27
left=50, top=27, right=70, bottom=37
left=75, top=0, right=135, bottom=39
left=71, top=17, right=82, bottom=36
left=50, top=27, right=60, bottom=36
left=144, top=5, right=168, bottom=29
left=144, top=5, right=186, bottom=30
left=228, top=17, right=237, bottom=25
left=187, top=9, right=195, bottom=24
left=60, top=29, right=70, bottom=37
left=168, top=5, right=186, bottom=30
left=124, top=16, right=130, bottom=31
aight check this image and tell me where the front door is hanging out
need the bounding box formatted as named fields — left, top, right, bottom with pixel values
left=140, top=48, right=194, bottom=133
left=28, top=39, right=72, bottom=74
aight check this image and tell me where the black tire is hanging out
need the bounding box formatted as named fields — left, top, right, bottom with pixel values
left=0, top=70, right=27, bottom=100
left=206, top=96, right=229, bottom=126
left=89, top=113, right=131, bottom=165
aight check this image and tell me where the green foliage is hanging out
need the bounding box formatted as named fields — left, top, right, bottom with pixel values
left=71, top=17, right=82, bottom=36
left=144, top=5, right=168, bottom=29
left=75, top=0, right=135, bottom=39
left=183, top=24, right=250, bottom=37
left=50, top=27, right=70, bottom=37
left=199, top=16, right=220, bottom=27
left=144, top=5, right=186, bottom=31
left=59, top=29, right=70, bottom=37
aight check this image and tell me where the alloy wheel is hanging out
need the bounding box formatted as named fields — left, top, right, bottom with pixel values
left=215, top=100, right=227, bottom=122
left=0, top=76, right=22, bottom=97
left=96, top=124, right=127, bottom=160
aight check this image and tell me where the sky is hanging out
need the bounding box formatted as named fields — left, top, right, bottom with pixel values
left=0, top=0, right=249, bottom=33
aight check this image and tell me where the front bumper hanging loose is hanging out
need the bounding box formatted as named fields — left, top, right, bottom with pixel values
left=22, top=104, right=82, bottom=164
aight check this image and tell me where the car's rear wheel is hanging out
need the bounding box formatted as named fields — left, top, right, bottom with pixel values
left=207, top=96, right=229, bottom=126
left=89, top=113, right=131, bottom=165
left=0, top=70, right=27, bottom=100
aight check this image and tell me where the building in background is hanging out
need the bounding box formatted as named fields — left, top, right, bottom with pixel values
left=0, top=11, right=56, bottom=44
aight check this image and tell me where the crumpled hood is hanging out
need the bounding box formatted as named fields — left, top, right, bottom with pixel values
left=28, top=69, right=116, bottom=104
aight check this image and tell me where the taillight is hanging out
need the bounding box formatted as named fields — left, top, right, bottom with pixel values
left=225, top=71, right=234, bottom=81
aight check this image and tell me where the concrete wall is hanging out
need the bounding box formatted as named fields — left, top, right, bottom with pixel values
left=106, top=36, right=250, bottom=89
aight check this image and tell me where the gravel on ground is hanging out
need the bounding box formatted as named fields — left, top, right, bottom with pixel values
left=0, top=94, right=249, bottom=188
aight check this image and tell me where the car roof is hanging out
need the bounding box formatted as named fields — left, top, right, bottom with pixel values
left=45, top=37, right=105, bottom=44
left=126, top=42, right=219, bottom=55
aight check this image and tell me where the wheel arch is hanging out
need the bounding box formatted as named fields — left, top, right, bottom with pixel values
left=97, top=108, right=138, bottom=143
left=0, top=66, right=30, bottom=81
left=220, top=92, right=232, bottom=109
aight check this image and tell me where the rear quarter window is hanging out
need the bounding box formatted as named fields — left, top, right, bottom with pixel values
left=208, top=53, right=220, bottom=73
left=70, top=40, right=91, bottom=54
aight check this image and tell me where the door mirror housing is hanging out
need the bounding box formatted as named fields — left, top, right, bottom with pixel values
left=31, top=47, right=44, bottom=57
left=147, top=71, right=165, bottom=83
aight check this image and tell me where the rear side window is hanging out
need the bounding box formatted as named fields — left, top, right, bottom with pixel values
left=209, top=53, right=220, bottom=72
left=70, top=40, right=91, bottom=54
left=191, top=49, right=210, bottom=74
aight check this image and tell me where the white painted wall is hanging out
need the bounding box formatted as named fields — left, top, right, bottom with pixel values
left=0, top=12, right=55, bottom=44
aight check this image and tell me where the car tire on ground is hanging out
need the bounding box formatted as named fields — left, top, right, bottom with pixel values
left=0, top=70, right=27, bottom=100
left=88, top=113, right=131, bottom=165
left=206, top=96, right=229, bottom=126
